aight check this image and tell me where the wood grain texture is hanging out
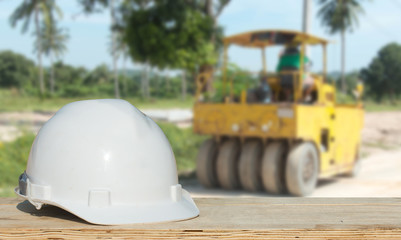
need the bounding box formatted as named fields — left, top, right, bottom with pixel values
left=1, top=197, right=401, bottom=239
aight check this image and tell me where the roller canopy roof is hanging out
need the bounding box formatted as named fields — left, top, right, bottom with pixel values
left=223, top=30, right=329, bottom=48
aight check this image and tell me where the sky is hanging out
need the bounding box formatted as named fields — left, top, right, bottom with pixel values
left=1, top=0, right=401, bottom=74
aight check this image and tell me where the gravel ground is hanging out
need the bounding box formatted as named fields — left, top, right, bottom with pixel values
left=361, top=111, right=401, bottom=155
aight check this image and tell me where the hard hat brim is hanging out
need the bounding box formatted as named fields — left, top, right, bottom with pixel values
left=15, top=187, right=199, bottom=225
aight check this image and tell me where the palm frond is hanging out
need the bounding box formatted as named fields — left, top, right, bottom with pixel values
left=316, top=0, right=366, bottom=34
left=9, top=0, right=37, bottom=33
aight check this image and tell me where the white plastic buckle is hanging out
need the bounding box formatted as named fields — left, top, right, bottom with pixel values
left=170, top=184, right=182, bottom=202
left=26, top=178, right=51, bottom=210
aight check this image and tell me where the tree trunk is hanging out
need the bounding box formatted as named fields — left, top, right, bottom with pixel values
left=141, top=64, right=145, bottom=98
left=50, top=53, right=54, bottom=95
left=146, top=65, right=150, bottom=99
left=122, top=55, right=127, bottom=97
left=113, top=56, right=120, bottom=99
left=166, top=73, right=170, bottom=94
left=206, top=0, right=216, bottom=43
left=341, top=29, right=346, bottom=94
left=153, top=69, right=159, bottom=97
left=389, top=89, right=395, bottom=105
left=110, top=0, right=120, bottom=98
left=181, top=70, right=187, bottom=101
left=111, top=0, right=120, bottom=99
left=142, top=63, right=150, bottom=99
left=35, top=5, right=44, bottom=96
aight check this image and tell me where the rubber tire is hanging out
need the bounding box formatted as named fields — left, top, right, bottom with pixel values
left=216, top=139, right=241, bottom=190
left=196, top=139, right=219, bottom=188
left=261, top=141, right=287, bottom=194
left=285, top=142, right=319, bottom=196
left=238, top=140, right=263, bottom=191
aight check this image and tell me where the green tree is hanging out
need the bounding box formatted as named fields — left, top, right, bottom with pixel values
left=83, top=64, right=112, bottom=85
left=36, top=23, right=69, bottom=95
left=122, top=0, right=229, bottom=100
left=334, top=70, right=359, bottom=93
left=0, top=50, right=36, bottom=89
left=317, top=0, right=366, bottom=93
left=53, top=61, right=87, bottom=87
left=360, top=43, right=401, bottom=103
left=9, top=0, right=62, bottom=96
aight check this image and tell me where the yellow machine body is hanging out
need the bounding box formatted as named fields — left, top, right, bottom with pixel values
left=194, top=102, right=363, bottom=177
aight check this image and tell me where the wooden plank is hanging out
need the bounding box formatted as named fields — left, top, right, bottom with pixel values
left=1, top=197, right=401, bottom=239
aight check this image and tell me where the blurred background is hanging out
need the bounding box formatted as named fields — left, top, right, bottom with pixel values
left=0, top=0, right=400, bottom=198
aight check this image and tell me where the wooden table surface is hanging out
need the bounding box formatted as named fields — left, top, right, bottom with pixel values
left=1, top=197, right=401, bottom=239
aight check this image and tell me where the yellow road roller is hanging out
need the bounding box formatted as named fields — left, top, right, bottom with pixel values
left=193, top=29, right=364, bottom=196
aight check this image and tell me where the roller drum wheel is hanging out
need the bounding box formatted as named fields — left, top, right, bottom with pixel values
left=196, top=139, right=219, bottom=188
left=238, top=140, right=263, bottom=191
left=216, top=139, right=241, bottom=190
left=261, top=141, right=287, bottom=194
left=285, top=142, right=319, bottom=196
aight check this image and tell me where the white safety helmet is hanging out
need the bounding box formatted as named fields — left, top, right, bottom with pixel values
left=15, top=99, right=199, bottom=225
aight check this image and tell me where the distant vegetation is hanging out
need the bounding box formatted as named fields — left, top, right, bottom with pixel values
left=1, top=43, right=401, bottom=107
left=7, top=0, right=231, bottom=100
left=0, top=50, right=195, bottom=100
left=3, top=0, right=399, bottom=106
left=0, top=89, right=194, bottom=112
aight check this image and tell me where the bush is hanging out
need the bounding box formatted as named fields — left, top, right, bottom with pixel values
left=336, top=92, right=358, bottom=104
left=157, top=122, right=207, bottom=171
left=208, top=63, right=259, bottom=102
left=0, top=50, right=36, bottom=88
left=60, top=85, right=93, bottom=97
left=0, top=134, right=35, bottom=189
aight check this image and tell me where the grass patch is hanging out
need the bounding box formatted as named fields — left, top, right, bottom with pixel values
left=361, top=151, right=370, bottom=159
left=158, top=123, right=207, bottom=171
left=1, top=89, right=400, bottom=112
left=0, top=133, right=35, bottom=197
left=364, top=100, right=401, bottom=112
left=363, top=141, right=400, bottom=151
left=0, top=89, right=194, bottom=112
left=0, top=187, right=15, bottom=197
left=335, top=92, right=400, bottom=112
left=0, top=123, right=206, bottom=197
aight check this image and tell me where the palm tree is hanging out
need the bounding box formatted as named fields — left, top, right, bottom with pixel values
left=36, top=23, right=69, bottom=95
left=110, top=0, right=121, bottom=99
left=317, top=0, right=365, bottom=93
left=10, top=0, right=62, bottom=96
